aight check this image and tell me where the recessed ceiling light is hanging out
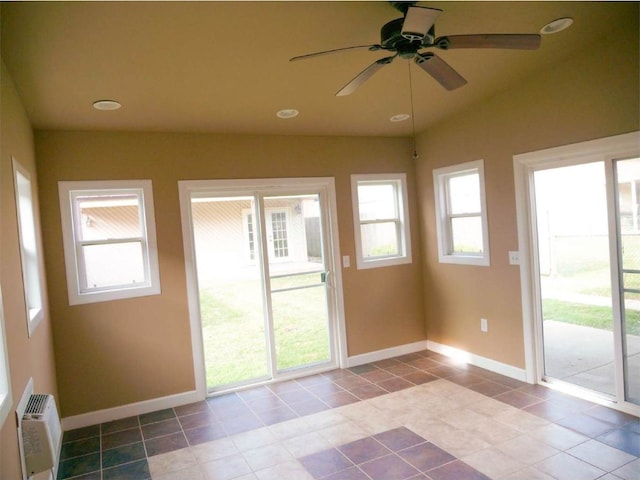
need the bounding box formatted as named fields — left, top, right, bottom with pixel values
left=93, top=100, right=122, bottom=111
left=390, top=114, right=410, bottom=122
left=277, top=108, right=299, bottom=119
left=540, top=17, right=574, bottom=35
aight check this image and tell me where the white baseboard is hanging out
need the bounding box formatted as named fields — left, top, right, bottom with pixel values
left=347, top=340, right=429, bottom=368
left=427, top=340, right=528, bottom=382
left=61, top=390, right=202, bottom=432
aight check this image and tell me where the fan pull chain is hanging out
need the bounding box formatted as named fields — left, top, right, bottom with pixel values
left=408, top=62, right=419, bottom=160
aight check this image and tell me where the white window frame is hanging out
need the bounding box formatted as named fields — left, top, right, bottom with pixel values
left=58, top=179, right=161, bottom=305
left=12, top=159, right=45, bottom=335
left=351, top=173, right=412, bottom=270
left=433, top=160, right=490, bottom=266
left=0, top=285, right=12, bottom=428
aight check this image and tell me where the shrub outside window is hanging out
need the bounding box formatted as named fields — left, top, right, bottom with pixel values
left=58, top=180, right=161, bottom=305
left=351, top=173, right=412, bottom=269
left=433, top=160, right=490, bottom=266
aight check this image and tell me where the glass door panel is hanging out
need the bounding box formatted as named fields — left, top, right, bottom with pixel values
left=263, top=194, right=332, bottom=372
left=191, top=196, right=269, bottom=390
left=615, top=158, right=640, bottom=405
left=534, top=162, right=616, bottom=397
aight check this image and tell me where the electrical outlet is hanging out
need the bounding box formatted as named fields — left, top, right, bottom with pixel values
left=508, top=251, right=520, bottom=265
left=342, top=255, right=350, bottom=268
left=481, top=318, right=488, bottom=332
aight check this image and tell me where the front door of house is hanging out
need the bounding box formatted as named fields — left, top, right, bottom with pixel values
left=179, top=178, right=342, bottom=393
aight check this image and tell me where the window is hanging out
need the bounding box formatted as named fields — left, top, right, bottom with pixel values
left=433, top=160, right=490, bottom=266
left=351, top=173, right=412, bottom=269
left=0, top=286, right=12, bottom=428
left=12, top=159, right=45, bottom=335
left=58, top=180, right=161, bottom=305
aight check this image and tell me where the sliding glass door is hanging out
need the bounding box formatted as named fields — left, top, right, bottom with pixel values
left=180, top=179, right=341, bottom=393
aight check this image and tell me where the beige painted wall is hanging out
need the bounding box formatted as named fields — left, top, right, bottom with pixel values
left=415, top=16, right=639, bottom=368
left=34, top=131, right=425, bottom=417
left=1, top=62, right=59, bottom=480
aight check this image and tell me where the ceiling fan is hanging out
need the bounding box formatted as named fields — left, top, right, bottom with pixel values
left=290, top=2, right=541, bottom=96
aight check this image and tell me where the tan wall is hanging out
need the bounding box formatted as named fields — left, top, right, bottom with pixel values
left=415, top=17, right=640, bottom=368
left=34, top=131, right=425, bottom=417
left=1, top=62, right=59, bottom=480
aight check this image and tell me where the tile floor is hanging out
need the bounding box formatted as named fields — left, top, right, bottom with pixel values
left=57, top=350, right=639, bottom=480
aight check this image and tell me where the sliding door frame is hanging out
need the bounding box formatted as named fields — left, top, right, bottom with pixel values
left=179, top=177, right=348, bottom=398
left=514, top=131, right=640, bottom=415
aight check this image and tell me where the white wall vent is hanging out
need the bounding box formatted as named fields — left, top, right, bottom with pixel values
left=21, top=394, right=62, bottom=477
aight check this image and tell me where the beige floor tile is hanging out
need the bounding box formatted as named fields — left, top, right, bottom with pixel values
left=317, top=419, right=369, bottom=446
left=191, top=437, right=239, bottom=464
left=495, top=434, right=559, bottom=465
left=254, top=460, right=315, bottom=480
left=428, top=426, right=492, bottom=458
left=201, top=453, right=252, bottom=480
left=241, top=443, right=293, bottom=471
left=467, top=417, right=521, bottom=445
left=440, top=408, right=489, bottom=430
left=462, top=446, right=527, bottom=478
left=567, top=439, right=638, bottom=472
left=282, top=431, right=332, bottom=457
left=152, top=465, right=206, bottom=480
left=468, top=397, right=520, bottom=418
left=232, top=427, right=278, bottom=452
left=268, top=417, right=312, bottom=440
left=529, top=423, right=589, bottom=450
left=612, top=458, right=640, bottom=480
left=496, top=466, right=556, bottom=480
left=148, top=448, right=197, bottom=476
left=495, top=408, right=550, bottom=432
left=303, top=409, right=349, bottom=431
left=535, top=452, right=606, bottom=480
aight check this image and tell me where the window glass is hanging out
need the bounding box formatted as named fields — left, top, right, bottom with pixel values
left=448, top=173, right=481, bottom=214
left=351, top=173, right=411, bottom=269
left=59, top=180, right=161, bottom=305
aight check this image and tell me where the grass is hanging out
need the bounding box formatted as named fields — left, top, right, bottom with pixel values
left=542, top=298, right=640, bottom=336
left=199, top=273, right=330, bottom=389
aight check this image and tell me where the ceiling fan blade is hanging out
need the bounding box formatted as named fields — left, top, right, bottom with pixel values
left=414, top=53, right=467, bottom=91
left=290, top=44, right=382, bottom=62
left=401, top=6, right=442, bottom=41
left=435, top=34, right=541, bottom=50
left=336, top=56, right=395, bottom=96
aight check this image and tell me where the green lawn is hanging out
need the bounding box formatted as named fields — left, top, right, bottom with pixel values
left=199, top=273, right=330, bottom=389
left=542, top=298, right=640, bottom=336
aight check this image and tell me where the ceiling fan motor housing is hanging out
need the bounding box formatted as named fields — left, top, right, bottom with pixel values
left=380, top=18, right=435, bottom=57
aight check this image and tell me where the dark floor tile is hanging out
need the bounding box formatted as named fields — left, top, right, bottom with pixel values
left=597, top=427, right=640, bottom=456
left=482, top=373, right=527, bottom=389
left=184, top=423, right=227, bottom=445
left=323, top=466, right=370, bottom=480
left=244, top=394, right=288, bottom=413
left=297, top=374, right=333, bottom=388
left=60, top=435, right=100, bottom=460
left=102, top=442, right=146, bottom=468
left=494, top=390, right=542, bottom=409
left=57, top=452, right=101, bottom=479
left=406, top=357, right=441, bottom=370
left=523, top=400, right=574, bottom=422
left=383, top=364, right=419, bottom=377
left=426, top=460, right=491, bottom=480
left=426, top=365, right=463, bottom=378
left=348, top=363, right=378, bottom=375
left=322, top=369, right=357, bottom=380
left=174, top=400, right=210, bottom=417
left=139, top=408, right=175, bottom=425
left=102, top=416, right=139, bottom=435
left=585, top=405, right=639, bottom=427
left=268, top=379, right=302, bottom=393
left=276, top=388, right=317, bottom=405
left=141, top=417, right=182, bottom=439
left=338, top=437, right=391, bottom=464
left=348, top=382, right=387, bottom=400
left=144, top=431, right=189, bottom=457
left=289, top=398, right=331, bottom=416
left=396, top=353, right=424, bottom=363
left=397, top=442, right=456, bottom=472
left=446, top=372, right=486, bottom=387
left=377, top=376, right=414, bottom=392
left=300, top=448, right=354, bottom=479
left=60, top=472, right=101, bottom=480
left=321, top=390, right=361, bottom=408
left=305, top=380, right=345, bottom=396
left=102, top=427, right=143, bottom=451
left=359, top=453, right=420, bottom=480
left=372, top=358, right=403, bottom=369
left=334, top=375, right=371, bottom=390
left=220, top=411, right=265, bottom=434
left=62, top=425, right=101, bottom=443
left=623, top=419, right=640, bottom=434
left=374, top=427, right=425, bottom=451
left=556, top=412, right=618, bottom=438
left=102, top=459, right=151, bottom=480
left=254, top=405, right=298, bottom=425
left=208, top=395, right=254, bottom=419
left=402, top=371, right=439, bottom=385
left=178, top=409, right=217, bottom=430
left=360, top=369, right=397, bottom=383
left=237, top=385, right=276, bottom=402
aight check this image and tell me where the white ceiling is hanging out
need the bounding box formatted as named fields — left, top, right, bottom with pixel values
left=1, top=1, right=635, bottom=137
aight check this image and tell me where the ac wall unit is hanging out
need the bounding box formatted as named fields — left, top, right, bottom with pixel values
left=21, top=394, right=62, bottom=476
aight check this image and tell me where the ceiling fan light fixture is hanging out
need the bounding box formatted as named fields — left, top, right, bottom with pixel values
left=276, top=108, right=299, bottom=119
left=390, top=114, right=410, bottom=122
left=92, top=99, right=121, bottom=111
left=540, top=17, right=574, bottom=35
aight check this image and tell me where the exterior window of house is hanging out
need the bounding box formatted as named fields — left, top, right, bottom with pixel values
left=351, top=173, right=412, bottom=269
left=433, top=160, right=490, bottom=266
left=58, top=180, right=161, bottom=305
left=0, top=287, right=11, bottom=428
left=12, top=159, right=45, bottom=335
